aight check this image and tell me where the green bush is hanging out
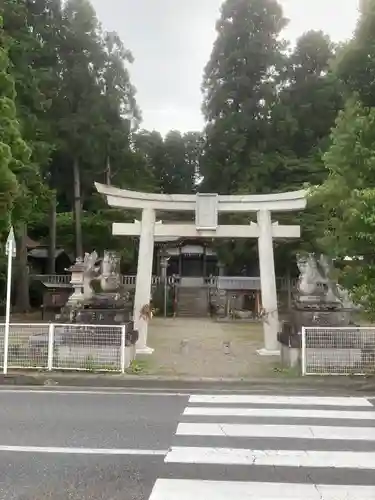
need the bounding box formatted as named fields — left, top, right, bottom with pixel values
left=152, top=283, right=175, bottom=316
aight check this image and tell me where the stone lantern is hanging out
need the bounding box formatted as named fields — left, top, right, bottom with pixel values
left=160, top=255, right=170, bottom=317
left=67, top=257, right=86, bottom=304
left=160, top=255, right=169, bottom=282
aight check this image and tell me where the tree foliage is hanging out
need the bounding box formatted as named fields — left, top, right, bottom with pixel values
left=0, top=15, right=19, bottom=231
left=0, top=12, right=31, bottom=235
left=199, top=0, right=343, bottom=273
left=133, top=130, right=202, bottom=194
left=309, top=0, right=375, bottom=316
left=335, top=0, right=375, bottom=107
left=1, top=0, right=371, bottom=311
left=0, top=0, right=203, bottom=294
left=311, top=99, right=375, bottom=315
left=201, top=0, right=288, bottom=195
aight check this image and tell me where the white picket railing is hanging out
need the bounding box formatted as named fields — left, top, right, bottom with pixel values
left=30, top=274, right=166, bottom=287
left=30, top=274, right=297, bottom=290
left=30, top=274, right=71, bottom=285
left=0, top=323, right=136, bottom=374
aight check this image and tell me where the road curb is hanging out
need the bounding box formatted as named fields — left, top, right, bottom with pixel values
left=0, top=372, right=374, bottom=392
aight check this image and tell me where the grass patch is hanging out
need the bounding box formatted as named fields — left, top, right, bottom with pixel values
left=126, top=359, right=150, bottom=375
left=272, top=363, right=301, bottom=378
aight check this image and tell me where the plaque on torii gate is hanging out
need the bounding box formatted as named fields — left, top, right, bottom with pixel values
left=95, top=182, right=307, bottom=355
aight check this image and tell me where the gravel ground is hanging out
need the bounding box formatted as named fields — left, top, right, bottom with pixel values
left=141, top=317, right=277, bottom=378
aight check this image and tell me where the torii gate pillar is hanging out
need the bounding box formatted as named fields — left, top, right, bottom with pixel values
left=133, top=208, right=156, bottom=354
left=257, top=209, right=279, bottom=354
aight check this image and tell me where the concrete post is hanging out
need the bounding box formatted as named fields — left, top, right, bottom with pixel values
left=160, top=257, right=169, bottom=318
left=257, top=209, right=280, bottom=355
left=134, top=208, right=156, bottom=354
left=218, top=262, right=225, bottom=276
left=178, top=248, right=182, bottom=277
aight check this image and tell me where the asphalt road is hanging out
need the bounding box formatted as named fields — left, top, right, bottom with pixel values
left=0, top=388, right=374, bottom=499
left=0, top=389, right=188, bottom=500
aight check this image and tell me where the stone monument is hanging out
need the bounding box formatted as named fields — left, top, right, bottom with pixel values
left=46, top=251, right=136, bottom=369
left=292, top=253, right=353, bottom=331
left=29, top=251, right=137, bottom=370
left=278, top=253, right=355, bottom=367
left=60, top=250, right=133, bottom=326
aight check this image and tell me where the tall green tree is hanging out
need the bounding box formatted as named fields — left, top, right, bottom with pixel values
left=268, top=31, right=344, bottom=258
left=133, top=130, right=202, bottom=194
left=46, top=0, right=142, bottom=258
left=2, top=0, right=143, bottom=298
left=335, top=0, right=375, bottom=107
left=95, top=30, right=141, bottom=186
left=163, top=131, right=199, bottom=194
left=0, top=14, right=29, bottom=235
left=311, top=98, right=375, bottom=315
left=273, top=31, right=343, bottom=190
left=309, top=0, right=375, bottom=317
left=50, top=0, right=106, bottom=257
left=1, top=0, right=54, bottom=310
left=201, top=0, right=287, bottom=194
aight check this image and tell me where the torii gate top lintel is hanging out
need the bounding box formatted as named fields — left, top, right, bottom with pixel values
left=94, top=182, right=307, bottom=213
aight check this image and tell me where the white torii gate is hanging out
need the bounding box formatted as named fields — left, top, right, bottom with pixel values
left=95, top=183, right=307, bottom=355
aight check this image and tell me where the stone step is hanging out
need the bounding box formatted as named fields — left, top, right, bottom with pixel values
left=178, top=296, right=208, bottom=302
left=179, top=293, right=208, bottom=299
left=178, top=300, right=208, bottom=308
left=178, top=305, right=208, bottom=312
left=177, top=286, right=209, bottom=317
left=178, top=294, right=207, bottom=301
left=177, top=310, right=208, bottom=317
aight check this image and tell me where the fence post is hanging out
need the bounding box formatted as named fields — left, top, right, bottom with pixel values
left=47, top=323, right=55, bottom=371
left=301, top=326, right=306, bottom=376
left=120, top=324, right=126, bottom=374
left=3, top=324, right=9, bottom=375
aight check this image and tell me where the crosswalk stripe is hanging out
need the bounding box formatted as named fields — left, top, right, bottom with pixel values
left=184, top=406, right=375, bottom=420
left=166, top=446, right=375, bottom=468
left=176, top=422, right=375, bottom=440
left=147, top=395, right=375, bottom=500
left=149, top=479, right=375, bottom=499
left=189, top=395, right=372, bottom=406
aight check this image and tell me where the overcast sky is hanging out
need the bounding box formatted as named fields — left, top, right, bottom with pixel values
left=91, top=0, right=359, bottom=135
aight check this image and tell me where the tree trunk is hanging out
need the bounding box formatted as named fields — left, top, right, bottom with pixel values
left=47, top=191, right=57, bottom=274
left=73, top=157, right=83, bottom=258
left=15, top=221, right=30, bottom=313
left=105, top=155, right=111, bottom=185
left=287, top=265, right=292, bottom=311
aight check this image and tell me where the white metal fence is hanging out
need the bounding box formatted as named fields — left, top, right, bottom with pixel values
left=0, top=323, right=135, bottom=374
left=302, top=326, right=375, bottom=376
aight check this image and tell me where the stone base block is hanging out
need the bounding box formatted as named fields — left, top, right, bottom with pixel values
left=280, top=343, right=301, bottom=369
left=257, top=348, right=280, bottom=357
left=136, top=345, right=154, bottom=355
